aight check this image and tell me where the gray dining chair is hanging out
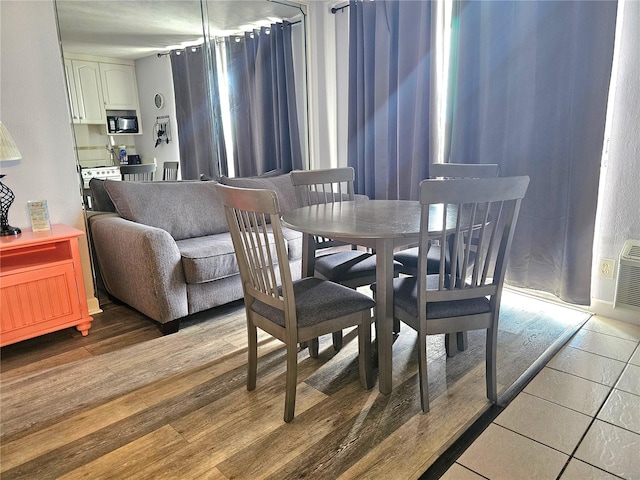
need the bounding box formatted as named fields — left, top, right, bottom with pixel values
left=162, top=161, right=179, bottom=181
left=215, top=183, right=375, bottom=422
left=394, top=163, right=500, bottom=356
left=120, top=164, right=156, bottom=181
left=395, top=163, right=500, bottom=277
left=392, top=175, right=529, bottom=412
left=290, top=167, right=402, bottom=354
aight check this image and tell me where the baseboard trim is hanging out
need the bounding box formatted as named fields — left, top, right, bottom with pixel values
left=590, top=299, right=640, bottom=326
left=87, top=296, right=103, bottom=316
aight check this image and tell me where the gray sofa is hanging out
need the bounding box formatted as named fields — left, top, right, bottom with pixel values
left=88, top=174, right=302, bottom=334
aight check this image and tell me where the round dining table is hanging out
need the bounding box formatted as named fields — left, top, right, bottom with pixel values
left=282, top=199, right=462, bottom=394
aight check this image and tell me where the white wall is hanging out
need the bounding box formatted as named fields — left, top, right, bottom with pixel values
left=591, top=0, right=640, bottom=324
left=291, top=18, right=310, bottom=168
left=307, top=1, right=339, bottom=170
left=334, top=7, right=350, bottom=169
left=0, top=0, right=98, bottom=311
left=134, top=54, right=180, bottom=175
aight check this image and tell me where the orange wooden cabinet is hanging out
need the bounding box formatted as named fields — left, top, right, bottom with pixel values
left=0, top=224, right=93, bottom=347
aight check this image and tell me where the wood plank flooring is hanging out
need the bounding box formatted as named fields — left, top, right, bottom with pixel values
left=0, top=291, right=590, bottom=479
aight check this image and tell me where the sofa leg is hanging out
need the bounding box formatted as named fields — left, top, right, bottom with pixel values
left=159, top=319, right=180, bottom=335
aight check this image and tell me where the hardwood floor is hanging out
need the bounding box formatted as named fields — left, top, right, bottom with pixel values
left=0, top=291, right=589, bottom=479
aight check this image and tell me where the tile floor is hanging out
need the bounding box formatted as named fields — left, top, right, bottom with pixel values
left=441, top=315, right=640, bottom=480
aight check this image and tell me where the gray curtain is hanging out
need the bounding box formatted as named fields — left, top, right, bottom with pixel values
left=447, top=1, right=617, bottom=304
left=225, top=22, right=303, bottom=177
left=347, top=0, right=433, bottom=200
left=171, top=44, right=227, bottom=180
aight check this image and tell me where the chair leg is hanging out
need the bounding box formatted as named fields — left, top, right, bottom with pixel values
left=358, top=312, right=374, bottom=389
left=284, top=342, right=298, bottom=423
left=418, top=328, right=429, bottom=412
left=371, top=314, right=379, bottom=367
left=486, top=326, right=498, bottom=403
left=393, top=318, right=401, bottom=335
left=445, top=333, right=458, bottom=357
left=332, top=331, right=343, bottom=351
left=309, top=338, right=319, bottom=358
left=457, top=331, right=468, bottom=351
left=247, top=321, right=257, bottom=391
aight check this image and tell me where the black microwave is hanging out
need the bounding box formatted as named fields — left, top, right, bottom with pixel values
left=107, top=115, right=139, bottom=134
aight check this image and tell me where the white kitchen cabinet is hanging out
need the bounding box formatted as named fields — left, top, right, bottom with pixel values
left=100, top=63, right=140, bottom=111
left=66, top=60, right=105, bottom=124
left=64, top=59, right=80, bottom=121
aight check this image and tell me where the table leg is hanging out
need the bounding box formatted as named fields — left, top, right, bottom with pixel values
left=376, top=239, right=394, bottom=394
left=301, top=233, right=315, bottom=278
left=300, top=233, right=316, bottom=352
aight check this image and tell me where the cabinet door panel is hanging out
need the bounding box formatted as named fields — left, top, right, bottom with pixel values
left=100, top=64, right=139, bottom=110
left=64, top=59, right=80, bottom=123
left=73, top=60, right=105, bottom=124
left=0, top=263, right=80, bottom=333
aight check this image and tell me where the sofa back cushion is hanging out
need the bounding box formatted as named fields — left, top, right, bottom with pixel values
left=219, top=173, right=298, bottom=214
left=104, top=180, right=228, bottom=240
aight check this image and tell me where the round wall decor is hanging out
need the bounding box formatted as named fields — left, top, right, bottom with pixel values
left=154, top=93, right=164, bottom=109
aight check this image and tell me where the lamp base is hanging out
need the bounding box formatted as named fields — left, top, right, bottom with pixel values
left=0, top=224, right=21, bottom=236
left=1, top=175, right=20, bottom=237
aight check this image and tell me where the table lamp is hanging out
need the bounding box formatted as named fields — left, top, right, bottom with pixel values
left=0, top=121, right=22, bottom=236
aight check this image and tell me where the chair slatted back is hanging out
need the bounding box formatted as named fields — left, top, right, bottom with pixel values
left=162, top=161, right=179, bottom=181
left=290, top=167, right=356, bottom=249
left=417, top=176, right=529, bottom=307
left=120, top=164, right=156, bottom=181
left=430, top=162, right=500, bottom=277
left=215, top=184, right=295, bottom=324
left=290, top=167, right=356, bottom=206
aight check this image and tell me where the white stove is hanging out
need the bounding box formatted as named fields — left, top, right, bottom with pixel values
left=81, top=166, right=121, bottom=188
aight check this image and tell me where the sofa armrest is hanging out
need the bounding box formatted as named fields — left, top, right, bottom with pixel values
left=89, top=216, right=188, bottom=323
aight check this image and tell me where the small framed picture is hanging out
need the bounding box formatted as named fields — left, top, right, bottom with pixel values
left=28, top=200, right=51, bottom=232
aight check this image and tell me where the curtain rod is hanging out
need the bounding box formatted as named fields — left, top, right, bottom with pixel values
left=331, top=2, right=350, bottom=14
left=157, top=20, right=302, bottom=56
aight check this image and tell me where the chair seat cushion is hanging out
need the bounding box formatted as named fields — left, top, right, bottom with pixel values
left=389, top=275, right=491, bottom=319
left=394, top=245, right=476, bottom=274
left=251, top=277, right=375, bottom=328
left=315, top=251, right=402, bottom=282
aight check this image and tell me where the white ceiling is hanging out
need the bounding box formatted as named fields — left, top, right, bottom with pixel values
left=56, top=0, right=304, bottom=60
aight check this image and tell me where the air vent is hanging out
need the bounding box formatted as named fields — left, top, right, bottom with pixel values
left=614, top=240, right=640, bottom=311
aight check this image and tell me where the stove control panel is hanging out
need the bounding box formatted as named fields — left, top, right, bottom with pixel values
left=81, top=167, right=121, bottom=188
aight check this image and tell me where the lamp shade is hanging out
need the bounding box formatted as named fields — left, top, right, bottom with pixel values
left=0, top=122, right=22, bottom=162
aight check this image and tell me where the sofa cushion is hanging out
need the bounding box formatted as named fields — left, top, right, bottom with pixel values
left=177, top=233, right=239, bottom=284
left=177, top=230, right=283, bottom=284
left=282, top=226, right=303, bottom=260
left=104, top=180, right=228, bottom=240
left=219, top=173, right=298, bottom=214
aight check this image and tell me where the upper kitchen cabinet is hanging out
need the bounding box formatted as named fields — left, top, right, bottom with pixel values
left=66, top=59, right=105, bottom=124
left=64, top=55, right=141, bottom=126
left=99, top=63, right=140, bottom=111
